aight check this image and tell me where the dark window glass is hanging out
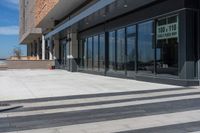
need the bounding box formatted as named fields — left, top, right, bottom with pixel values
left=109, top=31, right=116, bottom=71
left=126, top=26, right=136, bottom=72
left=138, top=21, right=155, bottom=74
left=156, top=16, right=178, bottom=76
left=157, top=19, right=166, bottom=26
left=79, top=39, right=85, bottom=69
left=99, top=34, right=105, bottom=71
left=84, top=39, right=88, bottom=69
left=93, top=35, right=99, bottom=71
left=88, top=37, right=93, bottom=70
left=168, top=16, right=177, bottom=24
left=116, top=28, right=126, bottom=72
left=59, top=39, right=67, bottom=66
left=34, top=43, right=37, bottom=56
left=78, top=40, right=82, bottom=68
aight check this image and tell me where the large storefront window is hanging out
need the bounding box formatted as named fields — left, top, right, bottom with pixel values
left=109, top=31, right=116, bottom=72
left=126, top=26, right=136, bottom=73
left=138, top=21, right=155, bottom=74
left=156, top=16, right=178, bottom=76
left=79, top=40, right=84, bottom=69
left=116, top=28, right=126, bottom=73
left=59, top=39, right=68, bottom=67
left=93, top=36, right=99, bottom=71
left=79, top=15, right=179, bottom=79
left=99, top=34, right=105, bottom=71
left=84, top=39, right=88, bottom=69
left=88, top=37, right=93, bottom=70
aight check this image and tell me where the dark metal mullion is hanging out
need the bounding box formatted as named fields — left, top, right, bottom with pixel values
left=135, top=25, right=138, bottom=73
left=105, top=32, right=109, bottom=75
left=86, top=38, right=88, bottom=69
left=82, top=40, right=84, bottom=68
left=154, top=20, right=157, bottom=75
left=198, top=10, right=200, bottom=80
left=98, top=35, right=100, bottom=72
left=125, top=27, right=128, bottom=76
left=92, top=37, right=94, bottom=70
left=115, top=30, right=117, bottom=71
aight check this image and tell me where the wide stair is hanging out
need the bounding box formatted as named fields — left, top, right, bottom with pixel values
left=1, top=87, right=200, bottom=133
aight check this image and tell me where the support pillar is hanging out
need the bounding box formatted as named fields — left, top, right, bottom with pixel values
left=49, top=38, right=53, bottom=60
left=68, top=32, right=78, bottom=72
left=37, top=39, right=40, bottom=60
left=179, top=10, right=197, bottom=85
left=42, top=35, right=46, bottom=60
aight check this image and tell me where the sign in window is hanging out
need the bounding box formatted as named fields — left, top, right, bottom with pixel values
left=156, top=16, right=178, bottom=40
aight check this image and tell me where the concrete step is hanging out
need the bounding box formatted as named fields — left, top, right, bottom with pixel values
left=1, top=88, right=200, bottom=133
left=0, top=103, right=22, bottom=112
left=2, top=87, right=200, bottom=118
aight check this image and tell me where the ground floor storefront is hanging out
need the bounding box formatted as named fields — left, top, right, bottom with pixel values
left=27, top=0, right=200, bottom=86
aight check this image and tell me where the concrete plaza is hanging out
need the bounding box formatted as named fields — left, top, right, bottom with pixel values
left=0, top=70, right=200, bottom=133
left=0, top=69, right=180, bottom=101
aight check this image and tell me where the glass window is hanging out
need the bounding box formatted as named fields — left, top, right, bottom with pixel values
left=93, top=35, right=99, bottom=71
left=109, top=31, right=116, bottom=72
left=126, top=26, right=136, bottom=72
left=99, top=34, right=105, bottom=71
left=84, top=39, right=88, bottom=69
left=59, top=39, right=67, bottom=66
left=87, top=37, right=93, bottom=70
left=78, top=40, right=83, bottom=68
left=79, top=39, right=86, bottom=69
left=116, top=28, right=126, bottom=73
left=156, top=16, right=178, bottom=76
left=138, top=21, right=155, bottom=74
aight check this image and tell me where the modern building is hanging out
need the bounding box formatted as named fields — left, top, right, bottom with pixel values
left=19, top=0, right=200, bottom=86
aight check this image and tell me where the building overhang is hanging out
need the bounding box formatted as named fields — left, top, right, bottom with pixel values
left=20, top=28, right=42, bottom=45
left=36, top=0, right=88, bottom=31
left=45, top=0, right=157, bottom=39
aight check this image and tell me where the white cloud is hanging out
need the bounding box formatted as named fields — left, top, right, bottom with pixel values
left=0, top=26, right=19, bottom=35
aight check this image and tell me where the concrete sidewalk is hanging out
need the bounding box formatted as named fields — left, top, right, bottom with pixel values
left=0, top=69, right=200, bottom=133
left=0, top=69, right=181, bottom=101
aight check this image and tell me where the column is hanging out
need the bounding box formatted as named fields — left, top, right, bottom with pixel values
left=37, top=39, right=40, bottom=60
left=68, top=32, right=78, bottom=72
left=49, top=38, right=53, bottom=60
left=179, top=10, right=196, bottom=82
left=42, top=35, right=46, bottom=60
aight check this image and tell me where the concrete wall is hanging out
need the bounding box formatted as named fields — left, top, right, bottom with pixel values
left=6, top=60, right=55, bottom=69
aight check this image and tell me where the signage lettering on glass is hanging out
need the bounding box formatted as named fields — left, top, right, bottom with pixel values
left=157, top=22, right=178, bottom=40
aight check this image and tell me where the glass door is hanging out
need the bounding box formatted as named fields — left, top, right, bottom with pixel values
left=126, top=26, right=137, bottom=77
left=59, top=39, right=68, bottom=69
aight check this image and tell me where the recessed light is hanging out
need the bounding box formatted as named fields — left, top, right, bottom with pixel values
left=124, top=4, right=128, bottom=8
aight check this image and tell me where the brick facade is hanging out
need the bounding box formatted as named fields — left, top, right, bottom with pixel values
left=34, top=0, right=59, bottom=27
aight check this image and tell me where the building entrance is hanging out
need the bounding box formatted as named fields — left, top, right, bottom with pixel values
left=58, top=39, right=68, bottom=69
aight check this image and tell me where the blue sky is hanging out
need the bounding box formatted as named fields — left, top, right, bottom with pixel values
left=0, top=0, right=26, bottom=58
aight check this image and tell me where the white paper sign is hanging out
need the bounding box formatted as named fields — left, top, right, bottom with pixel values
left=157, top=22, right=178, bottom=40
